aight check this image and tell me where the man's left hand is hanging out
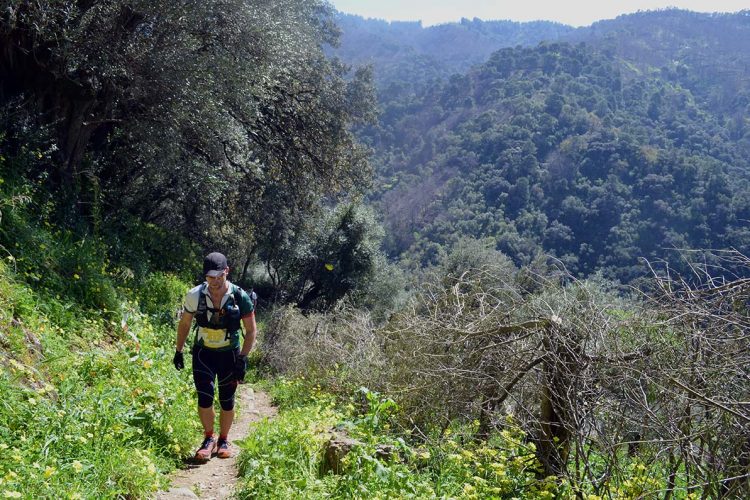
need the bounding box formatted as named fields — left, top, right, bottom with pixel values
left=235, top=354, right=248, bottom=382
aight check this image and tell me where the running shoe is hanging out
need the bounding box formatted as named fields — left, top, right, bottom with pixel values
left=216, top=438, right=232, bottom=459
left=194, top=435, right=217, bottom=462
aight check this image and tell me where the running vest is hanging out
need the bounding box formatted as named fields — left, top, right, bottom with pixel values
left=193, top=283, right=244, bottom=349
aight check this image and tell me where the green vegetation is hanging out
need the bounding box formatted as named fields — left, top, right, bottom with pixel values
left=237, top=377, right=712, bottom=499
left=237, top=379, right=563, bottom=499
left=0, top=203, right=199, bottom=496
left=334, top=10, right=750, bottom=282
left=0, top=0, right=376, bottom=300
left=365, top=39, right=750, bottom=280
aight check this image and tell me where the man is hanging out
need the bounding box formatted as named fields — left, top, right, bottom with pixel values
left=249, top=288, right=258, bottom=309
left=173, top=252, right=256, bottom=461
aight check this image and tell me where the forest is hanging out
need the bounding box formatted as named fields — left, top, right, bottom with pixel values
left=333, top=10, right=750, bottom=282
left=1, top=1, right=749, bottom=498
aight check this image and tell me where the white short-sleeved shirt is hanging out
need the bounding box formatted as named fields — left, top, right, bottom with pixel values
left=183, top=281, right=254, bottom=350
left=183, top=282, right=235, bottom=317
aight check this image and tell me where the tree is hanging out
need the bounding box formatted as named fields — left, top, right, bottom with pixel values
left=263, top=202, right=384, bottom=311
left=299, top=204, right=383, bottom=310
left=0, top=0, right=376, bottom=255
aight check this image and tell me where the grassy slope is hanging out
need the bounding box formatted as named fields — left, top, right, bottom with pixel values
left=0, top=264, right=204, bottom=498
left=0, top=162, right=203, bottom=498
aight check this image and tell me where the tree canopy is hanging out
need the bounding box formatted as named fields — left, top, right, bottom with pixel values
left=1, top=0, right=376, bottom=265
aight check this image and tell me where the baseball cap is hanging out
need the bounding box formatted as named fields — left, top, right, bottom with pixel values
left=203, top=252, right=228, bottom=277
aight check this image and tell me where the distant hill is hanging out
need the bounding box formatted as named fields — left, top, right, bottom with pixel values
left=332, top=9, right=750, bottom=109
left=562, top=9, right=750, bottom=114
left=334, top=10, right=750, bottom=281
left=331, top=14, right=574, bottom=87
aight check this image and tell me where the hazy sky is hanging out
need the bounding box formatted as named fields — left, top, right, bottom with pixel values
left=328, top=0, right=748, bottom=27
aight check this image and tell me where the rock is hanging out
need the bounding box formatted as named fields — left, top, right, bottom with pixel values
left=375, top=444, right=396, bottom=462
left=162, top=487, right=199, bottom=498
left=322, top=432, right=364, bottom=474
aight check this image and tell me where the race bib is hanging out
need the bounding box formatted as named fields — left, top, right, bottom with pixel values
left=198, top=327, right=230, bottom=349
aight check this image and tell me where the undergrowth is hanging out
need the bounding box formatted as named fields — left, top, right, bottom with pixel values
left=0, top=260, right=201, bottom=498
left=236, top=378, right=564, bottom=499
left=0, top=159, right=203, bottom=498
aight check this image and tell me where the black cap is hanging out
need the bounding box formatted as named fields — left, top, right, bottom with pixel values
left=203, top=252, right=228, bottom=277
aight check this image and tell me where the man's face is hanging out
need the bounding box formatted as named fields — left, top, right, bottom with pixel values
left=206, top=268, right=228, bottom=291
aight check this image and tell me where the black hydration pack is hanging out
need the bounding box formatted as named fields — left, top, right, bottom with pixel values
left=194, top=283, right=243, bottom=333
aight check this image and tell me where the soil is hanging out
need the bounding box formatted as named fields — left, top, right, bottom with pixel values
left=155, top=384, right=277, bottom=499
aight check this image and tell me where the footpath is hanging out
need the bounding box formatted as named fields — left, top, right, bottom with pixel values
left=156, top=385, right=277, bottom=499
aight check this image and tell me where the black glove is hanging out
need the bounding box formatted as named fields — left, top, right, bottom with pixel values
left=173, top=350, right=184, bottom=370
left=235, top=354, right=247, bottom=382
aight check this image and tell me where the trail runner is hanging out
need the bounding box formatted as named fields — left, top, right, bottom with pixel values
left=173, top=252, right=256, bottom=461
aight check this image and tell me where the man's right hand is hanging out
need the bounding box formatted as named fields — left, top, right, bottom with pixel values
left=173, top=350, right=184, bottom=370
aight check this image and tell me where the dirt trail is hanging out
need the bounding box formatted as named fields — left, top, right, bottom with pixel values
left=156, top=385, right=277, bottom=499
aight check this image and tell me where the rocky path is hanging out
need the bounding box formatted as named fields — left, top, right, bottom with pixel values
left=156, top=385, right=277, bottom=499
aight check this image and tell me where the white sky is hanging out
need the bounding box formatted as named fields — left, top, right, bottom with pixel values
left=328, top=0, right=748, bottom=27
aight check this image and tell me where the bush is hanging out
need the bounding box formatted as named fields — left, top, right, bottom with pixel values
left=135, top=272, right=188, bottom=323
left=262, top=305, right=385, bottom=396
left=0, top=256, right=201, bottom=498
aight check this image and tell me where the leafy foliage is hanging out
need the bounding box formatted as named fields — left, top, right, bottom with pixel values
left=0, top=0, right=376, bottom=266
left=359, top=38, right=750, bottom=281
left=257, top=203, right=389, bottom=311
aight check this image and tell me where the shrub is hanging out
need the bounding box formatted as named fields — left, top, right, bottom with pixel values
left=262, top=305, right=385, bottom=395
left=0, top=257, right=200, bottom=498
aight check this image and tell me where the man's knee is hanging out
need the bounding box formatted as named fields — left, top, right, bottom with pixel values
left=218, top=380, right=238, bottom=411
left=197, top=390, right=214, bottom=408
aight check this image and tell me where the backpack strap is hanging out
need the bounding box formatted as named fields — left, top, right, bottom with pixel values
left=193, top=283, right=208, bottom=334
left=232, top=284, right=243, bottom=307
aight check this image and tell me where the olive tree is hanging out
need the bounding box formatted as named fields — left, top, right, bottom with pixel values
left=0, top=0, right=376, bottom=253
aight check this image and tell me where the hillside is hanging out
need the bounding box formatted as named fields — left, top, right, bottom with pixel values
left=563, top=9, right=750, bottom=113
left=331, top=14, right=574, bottom=90
left=336, top=10, right=750, bottom=280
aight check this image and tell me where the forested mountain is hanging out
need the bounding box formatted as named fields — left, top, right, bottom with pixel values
left=563, top=10, right=750, bottom=115
left=335, top=10, right=750, bottom=281
left=331, top=14, right=574, bottom=88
